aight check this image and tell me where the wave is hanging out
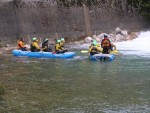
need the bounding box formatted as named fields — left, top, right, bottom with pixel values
left=116, top=31, right=150, bottom=57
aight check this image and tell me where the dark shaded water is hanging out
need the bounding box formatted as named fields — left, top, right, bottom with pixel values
left=0, top=51, right=150, bottom=113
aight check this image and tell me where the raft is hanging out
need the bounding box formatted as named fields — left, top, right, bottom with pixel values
left=90, top=53, right=115, bottom=61
left=12, top=50, right=76, bottom=58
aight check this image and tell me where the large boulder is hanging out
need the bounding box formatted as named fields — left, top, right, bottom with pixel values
left=92, top=34, right=97, bottom=39
left=108, top=34, right=115, bottom=42
left=96, top=33, right=109, bottom=42
left=115, top=27, right=121, bottom=34
left=121, top=30, right=128, bottom=37
left=115, top=34, right=126, bottom=41
left=84, top=36, right=93, bottom=43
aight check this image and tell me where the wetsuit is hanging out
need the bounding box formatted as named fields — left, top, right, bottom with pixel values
left=42, top=41, right=52, bottom=52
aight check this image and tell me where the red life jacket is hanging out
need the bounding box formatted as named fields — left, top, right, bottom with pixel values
left=101, top=38, right=111, bottom=48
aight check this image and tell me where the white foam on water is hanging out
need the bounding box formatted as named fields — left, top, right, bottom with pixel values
left=115, top=31, right=150, bottom=57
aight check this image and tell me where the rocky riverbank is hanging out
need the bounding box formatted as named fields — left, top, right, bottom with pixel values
left=0, top=27, right=139, bottom=53
left=67, top=27, right=138, bottom=45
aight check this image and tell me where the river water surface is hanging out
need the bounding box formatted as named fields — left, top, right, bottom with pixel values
left=0, top=31, right=150, bottom=113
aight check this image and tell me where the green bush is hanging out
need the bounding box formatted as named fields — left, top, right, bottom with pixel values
left=0, top=85, right=5, bottom=95
left=141, top=1, right=150, bottom=19
left=127, top=0, right=150, bottom=20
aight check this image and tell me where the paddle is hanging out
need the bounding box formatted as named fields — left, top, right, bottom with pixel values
left=52, top=51, right=56, bottom=54
left=81, top=50, right=119, bottom=54
left=110, top=50, right=119, bottom=54
left=81, top=50, right=89, bottom=53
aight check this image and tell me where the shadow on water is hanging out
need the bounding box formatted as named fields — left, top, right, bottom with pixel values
left=0, top=52, right=150, bottom=112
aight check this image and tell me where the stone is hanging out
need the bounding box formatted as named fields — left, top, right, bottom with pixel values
left=84, top=37, right=93, bottom=43
left=115, top=34, right=126, bottom=41
left=115, top=27, right=121, bottom=32
left=121, top=30, right=128, bottom=37
left=95, top=37, right=101, bottom=42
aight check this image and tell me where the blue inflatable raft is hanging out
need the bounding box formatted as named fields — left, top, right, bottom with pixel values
left=90, top=53, right=115, bottom=61
left=12, top=50, right=76, bottom=58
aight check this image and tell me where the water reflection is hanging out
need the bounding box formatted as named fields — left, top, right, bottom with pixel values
left=0, top=53, right=150, bottom=112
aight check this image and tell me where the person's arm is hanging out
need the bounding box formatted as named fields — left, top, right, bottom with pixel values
left=112, top=43, right=116, bottom=50
left=19, top=41, right=25, bottom=48
left=113, top=44, right=116, bottom=50
left=97, top=46, right=102, bottom=52
left=88, top=46, right=92, bottom=52
left=55, top=44, right=61, bottom=51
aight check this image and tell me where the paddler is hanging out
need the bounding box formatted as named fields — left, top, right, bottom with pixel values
left=42, top=38, right=52, bottom=52
left=101, top=35, right=111, bottom=54
left=17, top=38, right=27, bottom=51
left=55, top=40, right=68, bottom=53
left=30, top=37, right=40, bottom=52
left=89, top=41, right=102, bottom=55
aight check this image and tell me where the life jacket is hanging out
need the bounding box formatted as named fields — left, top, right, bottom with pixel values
left=101, top=38, right=111, bottom=48
left=42, top=41, right=48, bottom=49
left=55, top=43, right=63, bottom=51
left=30, top=41, right=40, bottom=51
left=60, top=41, right=64, bottom=47
left=18, top=40, right=24, bottom=49
left=91, top=46, right=98, bottom=52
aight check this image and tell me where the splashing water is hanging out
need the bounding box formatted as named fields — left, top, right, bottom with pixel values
left=116, top=31, right=150, bottom=57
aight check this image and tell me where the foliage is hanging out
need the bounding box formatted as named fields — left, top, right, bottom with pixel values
left=13, top=0, right=150, bottom=19
left=127, top=0, right=150, bottom=19
left=141, top=0, right=150, bottom=19
left=0, top=85, right=5, bottom=96
left=56, top=0, right=102, bottom=7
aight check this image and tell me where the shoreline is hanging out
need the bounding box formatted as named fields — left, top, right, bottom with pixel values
left=0, top=30, right=139, bottom=53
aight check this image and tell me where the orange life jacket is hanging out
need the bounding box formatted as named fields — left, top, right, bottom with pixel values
left=18, top=40, right=25, bottom=49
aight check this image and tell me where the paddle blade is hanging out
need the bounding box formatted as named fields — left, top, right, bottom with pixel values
left=110, top=50, right=119, bottom=54
left=81, top=50, right=88, bottom=53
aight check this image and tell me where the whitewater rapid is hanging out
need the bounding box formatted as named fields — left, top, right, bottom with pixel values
left=115, top=31, right=150, bottom=57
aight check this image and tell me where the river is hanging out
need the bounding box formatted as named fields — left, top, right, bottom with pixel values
left=0, top=31, right=150, bottom=113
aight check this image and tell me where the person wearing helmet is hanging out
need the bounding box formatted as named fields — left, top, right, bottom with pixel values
left=55, top=39, right=68, bottom=53
left=89, top=40, right=97, bottom=48
left=88, top=41, right=102, bottom=55
left=17, top=37, right=27, bottom=51
left=101, top=35, right=111, bottom=54
left=30, top=37, right=40, bottom=52
left=42, top=38, right=52, bottom=52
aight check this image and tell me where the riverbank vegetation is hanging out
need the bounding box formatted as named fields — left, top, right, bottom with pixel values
left=55, top=0, right=150, bottom=20
left=0, top=85, right=5, bottom=100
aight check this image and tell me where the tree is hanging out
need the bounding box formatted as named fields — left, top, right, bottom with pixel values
left=141, top=0, right=150, bottom=19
